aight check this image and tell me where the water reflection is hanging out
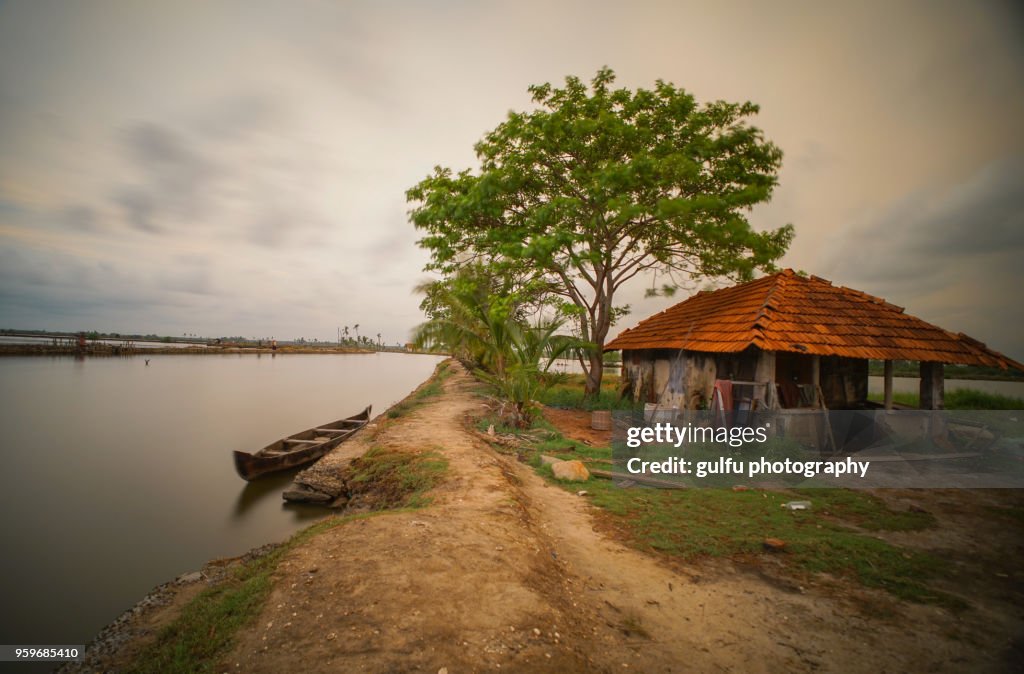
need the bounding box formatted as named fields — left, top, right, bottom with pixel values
left=232, top=469, right=300, bottom=520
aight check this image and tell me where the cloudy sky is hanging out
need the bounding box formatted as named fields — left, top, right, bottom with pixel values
left=1, top=1, right=1022, bottom=355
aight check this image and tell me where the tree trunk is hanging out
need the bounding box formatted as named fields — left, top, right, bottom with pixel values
left=584, top=349, right=604, bottom=398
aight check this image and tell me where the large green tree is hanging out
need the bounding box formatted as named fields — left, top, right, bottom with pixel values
left=408, top=68, right=793, bottom=397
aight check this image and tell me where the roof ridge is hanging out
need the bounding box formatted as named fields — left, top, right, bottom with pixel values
left=836, top=283, right=906, bottom=313
left=752, top=271, right=787, bottom=335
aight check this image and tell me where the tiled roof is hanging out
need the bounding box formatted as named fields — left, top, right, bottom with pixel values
left=604, top=270, right=1024, bottom=369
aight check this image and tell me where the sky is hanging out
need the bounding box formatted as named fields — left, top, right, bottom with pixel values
left=0, top=0, right=1022, bottom=356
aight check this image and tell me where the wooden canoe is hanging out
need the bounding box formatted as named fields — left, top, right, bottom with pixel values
left=233, top=406, right=371, bottom=481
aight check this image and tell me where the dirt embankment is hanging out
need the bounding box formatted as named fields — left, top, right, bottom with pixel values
left=89, top=361, right=1023, bottom=672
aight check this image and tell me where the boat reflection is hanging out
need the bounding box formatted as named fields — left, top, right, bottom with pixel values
left=232, top=470, right=299, bottom=520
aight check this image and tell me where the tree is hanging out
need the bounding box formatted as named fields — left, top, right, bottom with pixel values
left=413, top=266, right=582, bottom=426
left=408, top=68, right=793, bottom=397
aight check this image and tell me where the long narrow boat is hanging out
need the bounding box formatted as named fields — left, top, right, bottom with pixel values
left=233, top=406, right=371, bottom=481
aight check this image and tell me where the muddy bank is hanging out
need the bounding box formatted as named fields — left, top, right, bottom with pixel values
left=57, top=544, right=281, bottom=674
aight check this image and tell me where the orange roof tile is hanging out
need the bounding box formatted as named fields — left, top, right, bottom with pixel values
left=604, top=270, right=1024, bottom=370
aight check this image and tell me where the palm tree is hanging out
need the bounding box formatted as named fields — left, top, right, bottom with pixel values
left=413, top=267, right=585, bottom=426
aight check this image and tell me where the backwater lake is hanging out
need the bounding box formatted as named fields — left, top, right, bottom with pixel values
left=0, top=352, right=443, bottom=647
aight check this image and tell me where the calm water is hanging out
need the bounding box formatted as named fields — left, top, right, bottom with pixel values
left=0, top=352, right=442, bottom=646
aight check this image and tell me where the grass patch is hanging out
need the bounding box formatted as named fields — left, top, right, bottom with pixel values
left=866, top=391, right=922, bottom=407
left=790, top=488, right=936, bottom=531
left=984, top=504, right=1024, bottom=526
left=346, top=446, right=449, bottom=509
left=387, top=360, right=453, bottom=418
left=867, top=388, right=1024, bottom=410
left=127, top=514, right=359, bottom=673
left=579, top=478, right=958, bottom=607
left=536, top=373, right=639, bottom=411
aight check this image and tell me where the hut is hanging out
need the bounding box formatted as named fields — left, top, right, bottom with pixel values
left=605, top=270, right=1022, bottom=413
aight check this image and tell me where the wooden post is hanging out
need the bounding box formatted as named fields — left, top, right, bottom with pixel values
left=754, top=350, right=776, bottom=384
left=811, top=355, right=821, bottom=389
left=883, top=360, right=894, bottom=410
left=919, top=361, right=944, bottom=410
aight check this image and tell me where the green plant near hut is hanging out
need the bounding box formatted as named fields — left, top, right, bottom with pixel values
left=414, top=266, right=586, bottom=427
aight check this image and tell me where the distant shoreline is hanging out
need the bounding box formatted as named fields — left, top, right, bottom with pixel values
left=0, top=344, right=424, bottom=357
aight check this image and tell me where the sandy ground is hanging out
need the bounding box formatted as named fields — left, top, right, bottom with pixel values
left=89, top=361, right=1023, bottom=672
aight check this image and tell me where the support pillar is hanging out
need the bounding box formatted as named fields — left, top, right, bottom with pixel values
left=883, top=360, right=894, bottom=410
left=919, top=361, right=944, bottom=410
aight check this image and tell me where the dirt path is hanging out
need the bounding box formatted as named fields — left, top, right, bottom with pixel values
left=218, top=362, right=1015, bottom=673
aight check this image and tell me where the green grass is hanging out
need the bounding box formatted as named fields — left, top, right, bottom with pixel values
left=984, top=504, right=1024, bottom=526
left=579, top=477, right=957, bottom=606
left=867, top=388, right=1024, bottom=410
left=387, top=360, right=453, bottom=418
left=790, top=488, right=935, bottom=531
left=127, top=515, right=358, bottom=673
left=535, top=373, right=640, bottom=411
left=346, top=446, right=449, bottom=509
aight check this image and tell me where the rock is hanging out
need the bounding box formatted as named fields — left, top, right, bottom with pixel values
left=540, top=455, right=561, bottom=466
left=283, top=487, right=333, bottom=503
left=763, top=537, right=787, bottom=552
left=176, top=571, right=203, bottom=584
left=551, top=460, right=590, bottom=482
left=781, top=500, right=811, bottom=511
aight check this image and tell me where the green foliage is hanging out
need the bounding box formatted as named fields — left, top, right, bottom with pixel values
left=944, top=389, right=1024, bottom=410
left=415, top=268, right=587, bottom=427
left=409, top=67, right=793, bottom=396
left=536, top=373, right=638, bottom=411
left=475, top=317, right=584, bottom=427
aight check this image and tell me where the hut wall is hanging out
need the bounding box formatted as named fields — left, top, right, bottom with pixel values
left=713, top=349, right=760, bottom=382
left=818, top=356, right=868, bottom=408
left=622, top=348, right=762, bottom=410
